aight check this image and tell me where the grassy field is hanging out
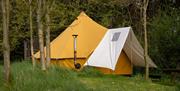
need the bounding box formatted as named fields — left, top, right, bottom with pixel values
left=0, top=61, right=179, bottom=91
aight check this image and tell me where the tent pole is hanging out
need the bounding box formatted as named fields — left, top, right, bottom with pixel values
left=72, top=34, right=78, bottom=66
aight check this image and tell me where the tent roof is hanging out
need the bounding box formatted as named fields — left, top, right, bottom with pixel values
left=34, top=12, right=107, bottom=59
left=123, top=28, right=157, bottom=68
left=84, top=27, right=157, bottom=70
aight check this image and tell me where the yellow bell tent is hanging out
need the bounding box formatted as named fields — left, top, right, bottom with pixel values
left=35, top=12, right=157, bottom=75
left=35, top=12, right=107, bottom=69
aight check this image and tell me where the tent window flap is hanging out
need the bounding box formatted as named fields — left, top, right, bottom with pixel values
left=112, top=32, right=121, bottom=41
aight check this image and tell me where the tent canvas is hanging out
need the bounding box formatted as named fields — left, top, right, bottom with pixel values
left=84, top=27, right=157, bottom=74
left=35, top=12, right=157, bottom=75
left=34, top=12, right=108, bottom=69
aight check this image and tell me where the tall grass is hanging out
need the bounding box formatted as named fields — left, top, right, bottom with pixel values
left=78, top=67, right=103, bottom=77
left=0, top=61, right=179, bottom=91
left=0, top=61, right=90, bottom=91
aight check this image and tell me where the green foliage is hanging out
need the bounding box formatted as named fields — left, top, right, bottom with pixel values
left=9, top=0, right=29, bottom=51
left=0, top=0, right=30, bottom=57
left=149, top=7, right=180, bottom=68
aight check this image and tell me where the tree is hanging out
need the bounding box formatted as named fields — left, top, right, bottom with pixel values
left=44, top=0, right=55, bottom=68
left=37, top=0, right=46, bottom=70
left=29, top=0, right=35, bottom=67
left=143, top=0, right=149, bottom=80
left=2, top=0, right=11, bottom=83
left=45, top=2, right=51, bottom=68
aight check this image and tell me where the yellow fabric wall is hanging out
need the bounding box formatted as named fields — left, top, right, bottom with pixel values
left=95, top=51, right=132, bottom=75
left=50, top=58, right=86, bottom=70
left=49, top=51, right=132, bottom=75
left=34, top=12, right=107, bottom=59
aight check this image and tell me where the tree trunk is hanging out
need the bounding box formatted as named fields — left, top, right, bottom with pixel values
left=45, top=5, right=51, bottom=68
left=143, top=0, right=149, bottom=80
left=2, top=0, right=11, bottom=83
left=29, top=0, right=35, bottom=67
left=37, top=0, right=46, bottom=70
left=24, top=40, right=28, bottom=60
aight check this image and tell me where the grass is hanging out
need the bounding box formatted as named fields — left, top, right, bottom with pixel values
left=0, top=61, right=88, bottom=91
left=80, top=76, right=178, bottom=91
left=0, top=61, right=179, bottom=91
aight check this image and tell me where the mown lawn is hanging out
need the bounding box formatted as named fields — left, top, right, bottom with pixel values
left=79, top=76, right=178, bottom=91
left=0, top=61, right=179, bottom=91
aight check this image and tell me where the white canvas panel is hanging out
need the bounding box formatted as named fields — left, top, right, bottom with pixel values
left=123, top=30, right=157, bottom=67
left=84, top=27, right=131, bottom=70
